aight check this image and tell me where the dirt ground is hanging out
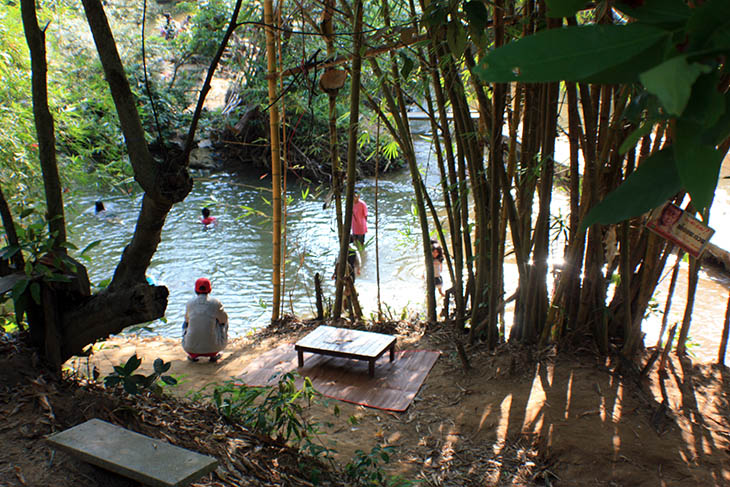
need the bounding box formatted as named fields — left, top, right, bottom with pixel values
left=52, top=319, right=730, bottom=486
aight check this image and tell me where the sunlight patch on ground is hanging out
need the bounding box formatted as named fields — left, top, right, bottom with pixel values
left=564, top=370, right=574, bottom=420
left=494, top=393, right=512, bottom=454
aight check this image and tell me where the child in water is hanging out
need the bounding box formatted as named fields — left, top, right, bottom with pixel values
left=200, top=207, right=217, bottom=226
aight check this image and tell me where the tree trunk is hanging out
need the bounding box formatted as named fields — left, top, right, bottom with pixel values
left=20, top=0, right=66, bottom=248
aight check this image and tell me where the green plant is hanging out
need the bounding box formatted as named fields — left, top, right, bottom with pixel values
left=344, top=445, right=416, bottom=487
left=203, top=372, right=335, bottom=458
left=103, top=354, right=177, bottom=395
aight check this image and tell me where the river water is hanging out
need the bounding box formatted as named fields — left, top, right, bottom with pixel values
left=66, top=127, right=730, bottom=363
left=67, top=133, right=444, bottom=339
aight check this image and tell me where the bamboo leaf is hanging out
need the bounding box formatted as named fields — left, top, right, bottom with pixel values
left=582, top=148, right=681, bottom=230
left=446, top=21, right=467, bottom=59
left=639, top=56, right=710, bottom=116
left=619, top=121, right=654, bottom=155
left=475, top=24, right=670, bottom=83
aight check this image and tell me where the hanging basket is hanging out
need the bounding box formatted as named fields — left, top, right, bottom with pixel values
left=319, top=69, right=348, bottom=94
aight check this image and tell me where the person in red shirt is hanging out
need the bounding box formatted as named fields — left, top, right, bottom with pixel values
left=200, top=207, right=217, bottom=226
left=351, top=191, right=368, bottom=245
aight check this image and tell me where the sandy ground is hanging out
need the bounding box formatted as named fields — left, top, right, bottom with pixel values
left=64, top=320, right=730, bottom=486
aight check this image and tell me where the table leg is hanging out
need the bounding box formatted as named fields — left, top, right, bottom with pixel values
left=389, top=344, right=395, bottom=362
left=369, top=360, right=375, bottom=377
left=297, top=350, right=304, bottom=368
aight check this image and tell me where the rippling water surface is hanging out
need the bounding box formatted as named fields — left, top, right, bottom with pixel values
left=67, top=136, right=444, bottom=338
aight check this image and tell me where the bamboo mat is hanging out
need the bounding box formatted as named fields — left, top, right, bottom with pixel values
left=238, top=343, right=439, bottom=412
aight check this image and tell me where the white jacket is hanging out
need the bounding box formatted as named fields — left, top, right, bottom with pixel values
left=182, top=294, right=228, bottom=354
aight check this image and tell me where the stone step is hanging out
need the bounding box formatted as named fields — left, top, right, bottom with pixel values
left=47, top=418, right=217, bottom=487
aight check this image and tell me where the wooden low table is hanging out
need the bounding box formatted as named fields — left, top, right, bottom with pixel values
left=295, top=325, right=396, bottom=377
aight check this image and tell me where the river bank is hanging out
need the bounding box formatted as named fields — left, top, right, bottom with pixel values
left=61, top=318, right=730, bottom=486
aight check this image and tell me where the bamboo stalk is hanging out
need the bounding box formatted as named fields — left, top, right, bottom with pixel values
left=263, top=0, right=282, bottom=321
left=718, top=292, right=730, bottom=365
left=333, top=0, right=363, bottom=318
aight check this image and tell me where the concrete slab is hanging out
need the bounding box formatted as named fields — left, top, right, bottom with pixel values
left=47, top=419, right=218, bottom=487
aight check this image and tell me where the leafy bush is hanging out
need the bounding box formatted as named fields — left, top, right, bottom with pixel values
left=201, top=371, right=335, bottom=458
left=104, top=354, right=177, bottom=395
left=345, top=445, right=416, bottom=487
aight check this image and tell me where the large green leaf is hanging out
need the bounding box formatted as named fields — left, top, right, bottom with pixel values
left=546, top=0, right=587, bottom=18
left=475, top=24, right=670, bottom=84
left=674, top=121, right=724, bottom=211
left=702, top=93, right=730, bottom=145
left=615, top=0, right=691, bottom=26
left=585, top=38, right=669, bottom=84
left=682, top=71, right=725, bottom=128
left=686, top=0, right=730, bottom=51
left=582, top=149, right=682, bottom=230
left=639, top=56, right=710, bottom=116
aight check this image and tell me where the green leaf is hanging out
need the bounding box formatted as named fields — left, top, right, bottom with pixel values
left=161, top=375, right=177, bottom=385
left=463, top=1, right=488, bottom=31
left=682, top=71, right=725, bottom=128
left=123, top=379, right=139, bottom=395
left=639, top=56, right=710, bottom=116
left=686, top=0, right=730, bottom=51
left=619, top=121, right=654, bottom=155
left=674, top=121, right=723, bottom=211
left=446, top=21, right=467, bottom=58
left=399, top=52, right=414, bottom=79
left=12, top=279, right=29, bottom=297
left=581, top=148, right=682, bottom=230
left=79, top=240, right=101, bottom=256
left=703, top=93, right=730, bottom=145
left=29, top=282, right=41, bottom=304
left=154, top=358, right=171, bottom=374
left=546, top=0, right=587, bottom=18
left=123, top=354, right=142, bottom=374
left=475, top=24, right=670, bottom=84
left=615, top=0, right=691, bottom=26
left=0, top=245, right=20, bottom=260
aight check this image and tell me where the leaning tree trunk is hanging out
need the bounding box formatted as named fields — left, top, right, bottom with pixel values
left=15, top=0, right=249, bottom=367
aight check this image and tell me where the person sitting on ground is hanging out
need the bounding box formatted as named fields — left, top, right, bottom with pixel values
left=200, top=207, right=217, bottom=226
left=182, top=278, right=228, bottom=363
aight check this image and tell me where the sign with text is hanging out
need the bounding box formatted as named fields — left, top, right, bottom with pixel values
left=646, top=202, right=714, bottom=258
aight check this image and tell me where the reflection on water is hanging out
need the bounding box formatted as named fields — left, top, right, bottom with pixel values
left=65, top=134, right=730, bottom=363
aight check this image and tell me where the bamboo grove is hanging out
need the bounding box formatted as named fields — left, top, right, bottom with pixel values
left=4, top=0, right=730, bottom=368
left=267, top=0, right=730, bottom=360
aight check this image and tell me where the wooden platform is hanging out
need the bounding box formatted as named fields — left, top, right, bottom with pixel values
left=295, top=325, right=396, bottom=377
left=47, top=419, right=217, bottom=487
left=239, top=344, right=440, bottom=411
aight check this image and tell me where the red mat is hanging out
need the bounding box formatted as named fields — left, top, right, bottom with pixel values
left=238, top=343, right=439, bottom=412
